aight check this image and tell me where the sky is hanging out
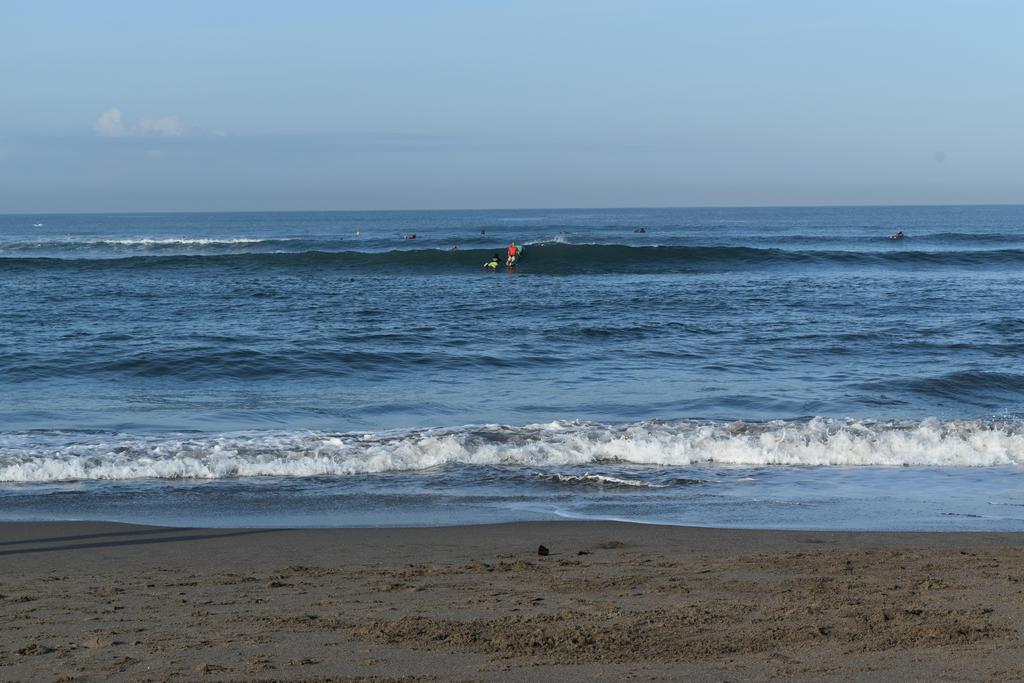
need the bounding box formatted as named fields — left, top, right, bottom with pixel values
left=1, top=0, right=1022, bottom=212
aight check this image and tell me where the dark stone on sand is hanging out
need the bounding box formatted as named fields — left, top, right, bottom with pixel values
left=537, top=545, right=549, bottom=556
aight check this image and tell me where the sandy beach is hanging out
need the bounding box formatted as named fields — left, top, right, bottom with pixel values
left=0, top=521, right=1021, bottom=681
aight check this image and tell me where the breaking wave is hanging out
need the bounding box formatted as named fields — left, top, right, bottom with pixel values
left=3, top=417, right=1024, bottom=483
left=0, top=237, right=314, bottom=253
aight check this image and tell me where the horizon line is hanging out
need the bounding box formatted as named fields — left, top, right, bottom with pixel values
left=4, top=201, right=1024, bottom=217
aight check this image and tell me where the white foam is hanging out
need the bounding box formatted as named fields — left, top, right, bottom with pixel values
left=87, top=238, right=277, bottom=247
left=537, top=473, right=669, bottom=488
left=0, top=237, right=291, bottom=250
left=1, top=418, right=1023, bottom=483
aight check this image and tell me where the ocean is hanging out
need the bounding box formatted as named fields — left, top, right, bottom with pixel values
left=2, top=205, right=1023, bottom=529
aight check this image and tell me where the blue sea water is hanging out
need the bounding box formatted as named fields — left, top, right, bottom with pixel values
left=2, top=205, right=1023, bottom=529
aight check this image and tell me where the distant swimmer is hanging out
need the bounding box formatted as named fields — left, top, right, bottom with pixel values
left=890, top=231, right=905, bottom=240
left=506, top=241, right=519, bottom=266
left=480, top=229, right=486, bottom=235
left=403, top=234, right=416, bottom=240
left=483, top=253, right=501, bottom=269
left=634, top=227, right=646, bottom=233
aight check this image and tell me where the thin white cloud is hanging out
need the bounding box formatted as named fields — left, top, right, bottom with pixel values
left=94, top=107, right=127, bottom=137
left=94, top=108, right=187, bottom=138
left=137, top=116, right=184, bottom=137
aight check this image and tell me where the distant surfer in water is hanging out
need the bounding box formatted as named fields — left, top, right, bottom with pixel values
left=506, top=241, right=519, bottom=266
left=483, top=253, right=501, bottom=270
left=890, top=231, right=905, bottom=240
left=403, top=234, right=416, bottom=240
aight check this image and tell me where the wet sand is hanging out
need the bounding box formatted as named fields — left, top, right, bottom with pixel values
left=1, top=521, right=1023, bottom=681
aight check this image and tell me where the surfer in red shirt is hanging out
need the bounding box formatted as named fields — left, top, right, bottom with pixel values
left=506, top=242, right=519, bottom=266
